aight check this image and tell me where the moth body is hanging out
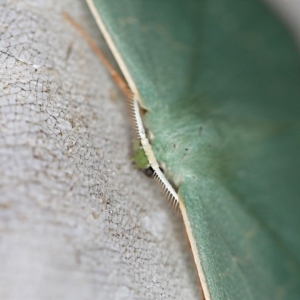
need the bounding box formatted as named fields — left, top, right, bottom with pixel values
left=131, top=96, right=179, bottom=212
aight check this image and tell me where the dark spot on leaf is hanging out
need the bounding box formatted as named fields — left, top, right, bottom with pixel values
left=199, top=126, right=203, bottom=135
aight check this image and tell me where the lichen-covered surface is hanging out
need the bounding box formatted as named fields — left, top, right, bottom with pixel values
left=0, top=1, right=200, bottom=299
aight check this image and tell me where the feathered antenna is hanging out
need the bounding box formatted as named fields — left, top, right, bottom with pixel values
left=153, top=169, right=180, bottom=214
left=131, top=96, right=180, bottom=214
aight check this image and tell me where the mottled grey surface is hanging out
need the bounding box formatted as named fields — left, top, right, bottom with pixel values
left=0, top=1, right=199, bottom=299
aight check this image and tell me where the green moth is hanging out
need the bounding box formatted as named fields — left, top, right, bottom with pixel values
left=87, top=0, right=300, bottom=299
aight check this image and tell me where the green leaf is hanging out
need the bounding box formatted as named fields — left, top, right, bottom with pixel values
left=87, top=0, right=300, bottom=299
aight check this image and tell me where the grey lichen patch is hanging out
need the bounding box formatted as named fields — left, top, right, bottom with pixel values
left=0, top=1, right=200, bottom=300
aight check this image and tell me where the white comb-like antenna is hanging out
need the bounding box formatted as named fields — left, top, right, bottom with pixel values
left=131, top=96, right=146, bottom=140
left=153, top=168, right=180, bottom=213
left=131, top=96, right=179, bottom=212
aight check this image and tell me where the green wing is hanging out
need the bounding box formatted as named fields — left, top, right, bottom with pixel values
left=87, top=0, right=300, bottom=299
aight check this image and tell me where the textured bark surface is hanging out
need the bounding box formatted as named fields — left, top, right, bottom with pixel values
left=0, top=1, right=199, bottom=299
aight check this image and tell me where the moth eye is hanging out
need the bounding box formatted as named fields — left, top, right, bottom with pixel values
left=143, top=167, right=154, bottom=177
